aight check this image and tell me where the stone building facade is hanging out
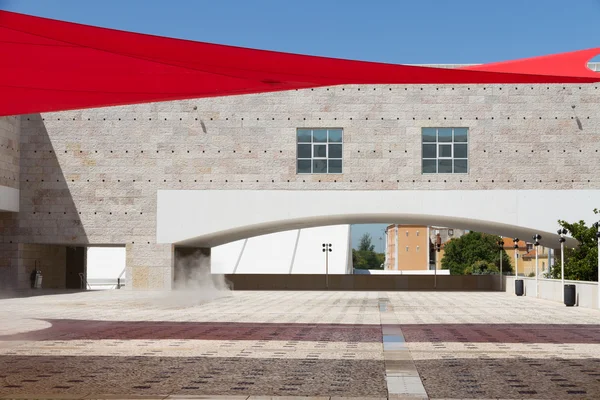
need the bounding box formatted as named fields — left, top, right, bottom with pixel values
left=1, top=81, right=600, bottom=289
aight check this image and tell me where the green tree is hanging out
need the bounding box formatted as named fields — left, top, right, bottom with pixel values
left=464, top=260, right=499, bottom=275
left=352, top=249, right=384, bottom=270
left=549, top=209, right=599, bottom=281
left=441, top=232, right=513, bottom=275
left=358, top=233, right=375, bottom=252
left=353, top=233, right=384, bottom=270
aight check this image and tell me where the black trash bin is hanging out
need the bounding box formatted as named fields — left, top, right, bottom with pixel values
left=564, top=284, right=576, bottom=306
left=515, top=279, right=524, bottom=296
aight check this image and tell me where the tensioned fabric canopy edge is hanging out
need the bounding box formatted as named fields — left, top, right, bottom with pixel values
left=0, top=10, right=599, bottom=117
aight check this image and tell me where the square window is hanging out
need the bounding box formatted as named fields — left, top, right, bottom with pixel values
left=421, top=127, right=468, bottom=175
left=422, top=159, right=437, bottom=173
left=313, top=159, right=327, bottom=173
left=313, top=129, right=327, bottom=142
left=296, top=128, right=343, bottom=175
left=328, top=129, right=343, bottom=142
left=454, top=159, right=468, bottom=173
left=328, top=144, right=342, bottom=159
left=422, top=144, right=436, bottom=158
left=297, top=159, right=311, bottom=174
left=328, top=159, right=342, bottom=173
left=297, top=144, right=311, bottom=159
left=439, top=144, right=452, bottom=158
left=314, top=144, right=327, bottom=158
left=438, top=159, right=452, bottom=173
left=438, top=128, right=452, bottom=142
left=297, top=129, right=312, bottom=143
left=422, top=128, right=436, bottom=142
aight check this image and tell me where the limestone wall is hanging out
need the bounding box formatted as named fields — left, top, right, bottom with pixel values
left=0, top=116, right=19, bottom=189
left=0, top=116, right=20, bottom=288
left=16, top=244, right=66, bottom=289
left=13, top=83, right=600, bottom=289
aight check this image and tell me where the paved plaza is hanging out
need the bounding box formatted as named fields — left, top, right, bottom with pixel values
left=0, top=289, right=599, bottom=399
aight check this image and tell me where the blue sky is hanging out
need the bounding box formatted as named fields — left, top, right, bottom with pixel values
left=3, top=0, right=599, bottom=249
left=3, top=0, right=600, bottom=64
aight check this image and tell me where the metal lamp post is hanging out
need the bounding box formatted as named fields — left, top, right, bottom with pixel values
left=594, top=222, right=600, bottom=310
left=557, top=228, right=567, bottom=302
left=322, top=243, right=332, bottom=289
left=497, top=237, right=505, bottom=291
left=435, top=240, right=441, bottom=289
left=513, top=238, right=519, bottom=277
left=533, top=234, right=542, bottom=298
left=383, top=229, right=388, bottom=270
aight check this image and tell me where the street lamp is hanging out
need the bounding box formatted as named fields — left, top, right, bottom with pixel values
left=513, top=238, right=520, bottom=278
left=322, top=243, right=332, bottom=289
left=435, top=239, right=442, bottom=289
left=594, top=221, right=600, bottom=310
left=557, top=228, right=567, bottom=302
left=533, top=234, right=542, bottom=298
left=497, top=237, right=505, bottom=291
left=513, top=238, right=524, bottom=296
left=383, top=229, right=388, bottom=269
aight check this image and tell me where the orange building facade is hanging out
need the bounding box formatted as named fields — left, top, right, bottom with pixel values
left=385, top=225, right=431, bottom=271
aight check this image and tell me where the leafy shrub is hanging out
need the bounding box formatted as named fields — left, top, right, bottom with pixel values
left=464, top=260, right=499, bottom=275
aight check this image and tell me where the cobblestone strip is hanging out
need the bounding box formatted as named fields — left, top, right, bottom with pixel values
left=378, top=293, right=428, bottom=400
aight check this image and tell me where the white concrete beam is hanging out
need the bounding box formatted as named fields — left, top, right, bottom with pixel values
left=157, top=190, right=600, bottom=248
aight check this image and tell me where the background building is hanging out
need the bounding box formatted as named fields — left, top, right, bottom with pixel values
left=1, top=12, right=599, bottom=290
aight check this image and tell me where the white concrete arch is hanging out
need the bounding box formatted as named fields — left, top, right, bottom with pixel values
left=157, top=189, right=600, bottom=248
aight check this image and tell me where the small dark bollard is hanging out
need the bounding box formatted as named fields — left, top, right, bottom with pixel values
left=515, top=279, right=524, bottom=296
left=564, top=284, right=576, bottom=307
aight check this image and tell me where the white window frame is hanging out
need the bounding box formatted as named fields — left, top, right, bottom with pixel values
left=297, top=128, right=343, bottom=174
left=422, top=127, right=469, bottom=174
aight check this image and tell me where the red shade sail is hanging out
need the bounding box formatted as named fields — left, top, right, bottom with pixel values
left=0, top=10, right=599, bottom=117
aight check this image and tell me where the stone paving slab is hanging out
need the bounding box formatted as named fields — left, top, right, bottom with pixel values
left=1, top=290, right=599, bottom=399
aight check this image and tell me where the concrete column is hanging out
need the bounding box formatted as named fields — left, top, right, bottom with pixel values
left=14, top=244, right=67, bottom=289
left=0, top=242, right=18, bottom=290
left=0, top=116, right=20, bottom=290
left=126, top=243, right=174, bottom=290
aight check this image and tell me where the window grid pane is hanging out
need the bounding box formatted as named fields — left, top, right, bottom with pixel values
left=421, top=127, right=468, bottom=174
